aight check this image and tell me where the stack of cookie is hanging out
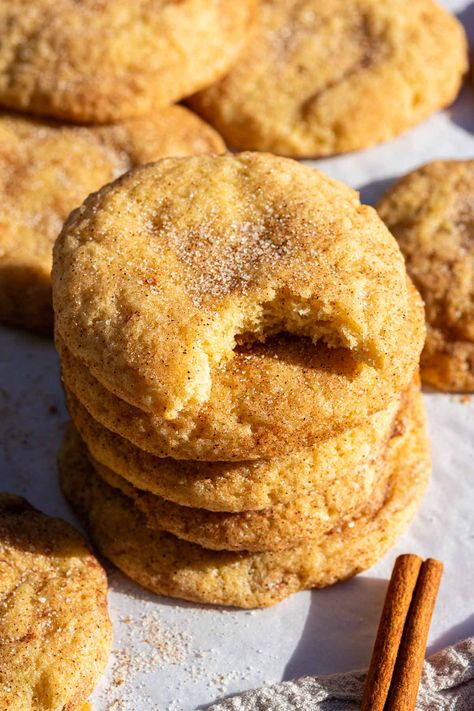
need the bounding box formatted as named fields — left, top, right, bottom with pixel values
left=53, top=152, right=430, bottom=608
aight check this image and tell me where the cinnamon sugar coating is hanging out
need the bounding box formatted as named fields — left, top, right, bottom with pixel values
left=93, top=455, right=391, bottom=552
left=53, top=153, right=424, bottom=459
left=53, top=153, right=424, bottom=460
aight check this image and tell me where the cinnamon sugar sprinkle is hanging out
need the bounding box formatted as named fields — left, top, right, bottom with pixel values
left=160, top=209, right=294, bottom=304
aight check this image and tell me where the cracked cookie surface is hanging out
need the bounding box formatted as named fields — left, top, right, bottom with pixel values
left=378, top=160, right=474, bottom=391
left=53, top=153, right=425, bottom=460
left=0, top=494, right=111, bottom=710
left=189, top=0, right=466, bottom=157
left=0, top=108, right=225, bottom=333
left=0, top=0, right=254, bottom=123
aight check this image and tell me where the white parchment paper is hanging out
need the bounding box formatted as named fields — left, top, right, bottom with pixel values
left=1, top=2, right=473, bottom=708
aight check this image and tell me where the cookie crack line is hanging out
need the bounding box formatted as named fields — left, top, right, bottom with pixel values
left=299, top=12, right=384, bottom=123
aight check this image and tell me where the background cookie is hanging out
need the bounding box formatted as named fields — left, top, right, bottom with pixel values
left=190, top=0, right=467, bottom=156
left=0, top=0, right=254, bottom=123
left=0, top=108, right=225, bottom=334
left=58, top=387, right=431, bottom=608
left=0, top=494, right=111, bottom=710
left=378, top=160, right=474, bottom=391
left=53, top=153, right=425, bottom=459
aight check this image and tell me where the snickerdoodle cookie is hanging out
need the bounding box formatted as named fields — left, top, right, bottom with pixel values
left=0, top=0, right=254, bottom=123
left=0, top=494, right=111, bottom=710
left=59, top=386, right=430, bottom=608
left=189, top=0, right=467, bottom=157
left=0, top=108, right=224, bottom=334
left=378, top=160, right=474, bottom=391
left=65, top=385, right=399, bottom=513
left=53, top=153, right=425, bottom=460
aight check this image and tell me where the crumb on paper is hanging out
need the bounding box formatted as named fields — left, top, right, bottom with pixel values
left=98, top=603, right=273, bottom=710
left=449, top=393, right=473, bottom=405
left=101, top=610, right=194, bottom=710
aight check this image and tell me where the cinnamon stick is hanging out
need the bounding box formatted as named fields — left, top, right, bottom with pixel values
left=361, top=554, right=423, bottom=711
left=386, top=558, right=443, bottom=711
